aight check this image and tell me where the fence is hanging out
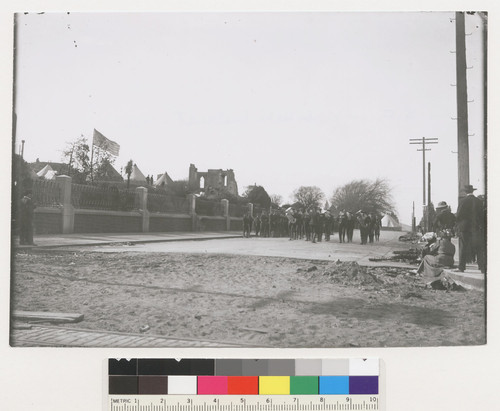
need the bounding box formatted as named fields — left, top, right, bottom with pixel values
left=29, top=175, right=251, bottom=234
left=195, top=198, right=224, bottom=216
left=71, top=184, right=138, bottom=211
left=228, top=203, right=248, bottom=217
left=32, top=179, right=61, bottom=207
left=147, top=192, right=190, bottom=214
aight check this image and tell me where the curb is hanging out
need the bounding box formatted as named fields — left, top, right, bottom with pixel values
left=15, top=234, right=243, bottom=249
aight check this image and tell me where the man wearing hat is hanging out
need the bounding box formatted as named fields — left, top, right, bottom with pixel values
left=433, top=201, right=456, bottom=234
left=455, top=185, right=485, bottom=273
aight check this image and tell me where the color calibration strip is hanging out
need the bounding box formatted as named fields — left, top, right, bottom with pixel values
left=109, top=358, right=379, bottom=395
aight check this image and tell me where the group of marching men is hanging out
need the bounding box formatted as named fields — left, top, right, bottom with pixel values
left=242, top=207, right=382, bottom=245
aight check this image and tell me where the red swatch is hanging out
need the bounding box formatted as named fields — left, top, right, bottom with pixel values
left=227, top=376, right=259, bottom=395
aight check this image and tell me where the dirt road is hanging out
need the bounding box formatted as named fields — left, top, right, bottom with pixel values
left=12, top=233, right=485, bottom=347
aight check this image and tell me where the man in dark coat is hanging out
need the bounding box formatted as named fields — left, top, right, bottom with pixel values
left=455, top=185, right=485, bottom=273
left=19, top=190, right=36, bottom=245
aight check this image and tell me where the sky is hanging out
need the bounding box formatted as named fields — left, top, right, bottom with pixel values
left=13, top=11, right=486, bottom=225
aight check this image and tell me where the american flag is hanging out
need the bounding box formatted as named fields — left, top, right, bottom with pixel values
left=93, top=129, right=120, bottom=156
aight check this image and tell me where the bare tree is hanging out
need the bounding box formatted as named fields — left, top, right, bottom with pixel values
left=270, top=194, right=283, bottom=206
left=292, top=186, right=325, bottom=210
left=330, top=178, right=395, bottom=215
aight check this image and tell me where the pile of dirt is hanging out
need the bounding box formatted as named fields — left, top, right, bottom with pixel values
left=321, top=261, right=383, bottom=286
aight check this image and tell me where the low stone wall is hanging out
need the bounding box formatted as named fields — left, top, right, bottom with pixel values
left=230, top=218, right=243, bottom=232
left=198, top=216, right=226, bottom=232
left=34, top=208, right=63, bottom=235
left=150, top=213, right=192, bottom=232
left=74, top=209, right=143, bottom=233
left=29, top=178, right=246, bottom=235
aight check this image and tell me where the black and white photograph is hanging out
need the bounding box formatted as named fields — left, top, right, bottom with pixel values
left=10, top=11, right=487, bottom=350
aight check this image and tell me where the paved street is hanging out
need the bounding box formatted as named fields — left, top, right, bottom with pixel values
left=89, top=230, right=413, bottom=267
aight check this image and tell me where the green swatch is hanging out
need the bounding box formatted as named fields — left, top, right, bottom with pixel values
left=290, top=376, right=319, bottom=395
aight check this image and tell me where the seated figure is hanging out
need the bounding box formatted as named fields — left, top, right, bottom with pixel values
left=416, top=229, right=456, bottom=280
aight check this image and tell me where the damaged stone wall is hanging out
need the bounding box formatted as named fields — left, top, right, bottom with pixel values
left=188, top=163, right=238, bottom=198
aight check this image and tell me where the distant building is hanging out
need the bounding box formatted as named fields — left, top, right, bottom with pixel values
left=188, top=163, right=238, bottom=198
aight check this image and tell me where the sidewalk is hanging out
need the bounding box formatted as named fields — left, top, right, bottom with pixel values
left=10, top=324, right=255, bottom=347
left=14, top=231, right=244, bottom=248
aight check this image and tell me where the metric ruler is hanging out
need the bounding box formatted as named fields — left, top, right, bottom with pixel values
left=108, top=395, right=382, bottom=411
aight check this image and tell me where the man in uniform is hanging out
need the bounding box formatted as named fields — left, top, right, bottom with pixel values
left=356, top=210, right=368, bottom=245
left=260, top=211, right=269, bottom=238
left=243, top=212, right=253, bottom=238
left=303, top=210, right=311, bottom=241
left=368, top=213, right=376, bottom=243
left=316, top=208, right=325, bottom=242
left=253, top=213, right=261, bottom=237
left=345, top=211, right=355, bottom=243
left=324, top=210, right=333, bottom=241
left=310, top=208, right=319, bottom=243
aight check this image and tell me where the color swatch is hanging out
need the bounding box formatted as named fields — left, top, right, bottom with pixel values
left=109, top=358, right=379, bottom=395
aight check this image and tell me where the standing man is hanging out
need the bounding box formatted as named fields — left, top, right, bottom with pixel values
left=253, top=213, right=261, bottom=237
left=303, top=209, right=311, bottom=241
left=310, top=208, right=318, bottom=243
left=455, top=185, right=485, bottom=273
left=324, top=210, right=333, bottom=241
left=261, top=212, right=269, bottom=238
left=243, top=212, right=253, bottom=238
left=356, top=210, right=368, bottom=245
left=19, top=190, right=36, bottom=246
left=345, top=211, right=355, bottom=243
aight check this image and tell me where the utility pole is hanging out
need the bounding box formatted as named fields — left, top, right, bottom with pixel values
left=409, top=137, right=438, bottom=232
left=428, top=162, right=431, bottom=205
left=409, top=137, right=438, bottom=204
left=455, top=11, right=470, bottom=201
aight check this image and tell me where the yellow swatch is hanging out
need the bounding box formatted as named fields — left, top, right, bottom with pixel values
left=259, top=376, right=290, bottom=395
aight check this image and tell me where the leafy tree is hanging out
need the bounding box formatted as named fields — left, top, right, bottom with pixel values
left=292, top=186, right=325, bottom=210
left=242, top=185, right=271, bottom=208
left=330, top=178, right=395, bottom=215
left=62, top=135, right=116, bottom=183
left=125, top=160, right=134, bottom=188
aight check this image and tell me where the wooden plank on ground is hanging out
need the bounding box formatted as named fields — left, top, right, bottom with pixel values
left=12, top=311, right=84, bottom=323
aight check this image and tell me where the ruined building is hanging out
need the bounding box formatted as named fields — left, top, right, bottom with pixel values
left=188, top=164, right=238, bottom=198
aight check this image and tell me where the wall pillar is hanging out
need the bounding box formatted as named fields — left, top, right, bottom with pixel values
left=188, top=194, right=197, bottom=231
left=221, top=199, right=230, bottom=231
left=136, top=187, right=149, bottom=232
left=248, top=203, right=254, bottom=218
left=56, top=175, right=74, bottom=234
